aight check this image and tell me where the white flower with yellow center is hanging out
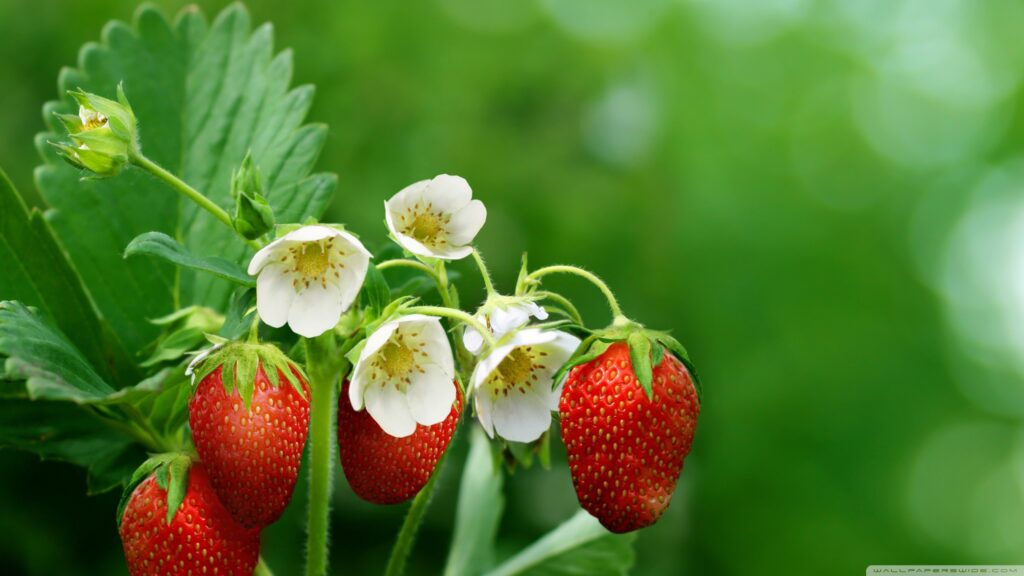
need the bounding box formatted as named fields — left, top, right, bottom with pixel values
left=470, top=328, right=581, bottom=443
left=385, top=174, right=486, bottom=260
left=248, top=225, right=371, bottom=338
left=349, top=315, right=457, bottom=437
left=462, top=301, right=549, bottom=355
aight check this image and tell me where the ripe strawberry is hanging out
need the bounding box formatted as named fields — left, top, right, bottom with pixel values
left=188, top=342, right=310, bottom=528
left=119, top=462, right=260, bottom=576
left=337, top=380, right=462, bottom=504
left=560, top=341, right=699, bottom=533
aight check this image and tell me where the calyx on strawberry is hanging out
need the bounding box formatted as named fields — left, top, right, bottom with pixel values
left=337, top=379, right=462, bottom=504
left=118, top=455, right=260, bottom=576
left=188, top=340, right=310, bottom=528
left=558, top=318, right=701, bottom=533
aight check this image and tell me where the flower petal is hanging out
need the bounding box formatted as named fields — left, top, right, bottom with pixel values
left=287, top=282, right=344, bottom=338
left=248, top=236, right=290, bottom=275
left=281, top=224, right=341, bottom=243
left=462, top=325, right=485, bottom=355
left=447, top=199, right=486, bottom=246
left=406, top=365, right=456, bottom=426
left=361, top=321, right=401, bottom=361
left=425, top=174, right=473, bottom=213
left=413, top=316, right=455, bottom=377
left=474, top=392, right=496, bottom=438
left=256, top=264, right=296, bottom=328
left=390, top=230, right=437, bottom=259
left=490, top=305, right=530, bottom=337
left=387, top=179, right=430, bottom=212
left=420, top=244, right=474, bottom=261
left=365, top=383, right=418, bottom=438
left=492, top=387, right=552, bottom=443
left=470, top=341, right=516, bottom=390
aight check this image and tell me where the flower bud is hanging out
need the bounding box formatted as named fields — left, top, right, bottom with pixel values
left=231, top=152, right=275, bottom=240
left=52, top=83, right=137, bottom=177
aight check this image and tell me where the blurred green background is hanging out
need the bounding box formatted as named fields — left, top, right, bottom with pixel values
left=3, top=0, right=1024, bottom=574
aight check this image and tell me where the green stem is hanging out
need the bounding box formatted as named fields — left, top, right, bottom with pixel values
left=304, top=335, right=338, bottom=576
left=434, top=261, right=456, bottom=309
left=534, top=290, right=584, bottom=326
left=404, top=305, right=495, bottom=348
left=525, top=265, right=623, bottom=320
left=471, top=248, right=497, bottom=296
left=255, top=557, right=274, bottom=576
left=384, top=454, right=448, bottom=576
left=129, top=150, right=262, bottom=251
left=377, top=258, right=438, bottom=279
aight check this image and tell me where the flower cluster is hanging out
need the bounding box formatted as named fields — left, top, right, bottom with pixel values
left=243, top=173, right=576, bottom=444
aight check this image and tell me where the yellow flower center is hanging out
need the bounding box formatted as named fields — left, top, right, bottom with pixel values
left=409, top=212, right=444, bottom=244
left=378, top=340, right=414, bottom=379
left=295, top=242, right=331, bottom=278
left=487, top=346, right=540, bottom=398
left=288, top=238, right=343, bottom=291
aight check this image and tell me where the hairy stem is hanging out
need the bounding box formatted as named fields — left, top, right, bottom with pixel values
left=404, top=305, right=495, bottom=348
left=376, top=258, right=438, bottom=279
left=534, top=290, right=585, bottom=326
left=384, top=454, right=447, bottom=576
left=129, top=150, right=262, bottom=250
left=304, top=335, right=338, bottom=576
left=525, top=265, right=623, bottom=320
left=471, top=248, right=496, bottom=296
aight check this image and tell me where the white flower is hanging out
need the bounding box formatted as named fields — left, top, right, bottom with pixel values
left=248, top=225, right=371, bottom=338
left=463, top=301, right=549, bottom=355
left=385, top=174, right=486, bottom=260
left=185, top=343, right=223, bottom=384
left=349, top=315, right=457, bottom=438
left=470, top=328, right=580, bottom=443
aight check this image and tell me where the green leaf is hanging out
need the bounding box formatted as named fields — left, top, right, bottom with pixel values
left=0, top=398, right=141, bottom=495
left=219, top=287, right=256, bottom=339
left=35, top=4, right=336, bottom=362
left=361, top=262, right=392, bottom=318
left=125, top=231, right=255, bottom=287
left=0, top=302, right=114, bottom=403
left=0, top=168, right=134, bottom=385
left=484, top=511, right=636, bottom=576
left=551, top=336, right=610, bottom=392
left=627, top=332, right=653, bottom=399
left=140, top=326, right=205, bottom=367
left=444, top=426, right=505, bottom=576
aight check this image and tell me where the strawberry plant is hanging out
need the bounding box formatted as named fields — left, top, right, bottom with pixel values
left=0, top=4, right=702, bottom=575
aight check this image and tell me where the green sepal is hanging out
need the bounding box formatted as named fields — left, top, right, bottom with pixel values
left=235, top=352, right=258, bottom=408
left=115, top=453, right=191, bottom=530
left=189, top=341, right=308, bottom=410
left=551, top=333, right=611, bottom=392
left=653, top=333, right=703, bottom=405
left=627, top=332, right=654, bottom=400
left=164, top=455, right=191, bottom=524
left=230, top=151, right=275, bottom=240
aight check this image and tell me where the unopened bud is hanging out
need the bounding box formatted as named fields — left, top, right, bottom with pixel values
left=51, top=83, right=137, bottom=177
left=231, top=152, right=275, bottom=240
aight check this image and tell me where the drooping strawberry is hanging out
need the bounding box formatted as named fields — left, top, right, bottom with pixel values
left=559, top=333, right=700, bottom=533
left=187, top=341, right=310, bottom=528
left=118, top=457, right=261, bottom=576
left=337, top=379, right=462, bottom=504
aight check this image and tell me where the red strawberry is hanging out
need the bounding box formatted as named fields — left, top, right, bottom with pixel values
left=560, top=341, right=699, bottom=533
left=189, top=345, right=310, bottom=528
left=337, top=380, right=462, bottom=504
left=119, top=462, right=260, bottom=576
